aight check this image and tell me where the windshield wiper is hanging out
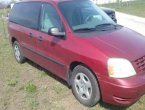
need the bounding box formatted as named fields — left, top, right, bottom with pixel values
left=95, top=23, right=119, bottom=30
left=96, top=23, right=118, bottom=28
left=73, top=28, right=96, bottom=32
left=73, top=23, right=121, bottom=32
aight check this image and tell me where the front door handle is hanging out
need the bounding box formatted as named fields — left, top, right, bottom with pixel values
left=29, top=33, right=33, bottom=38
left=38, top=36, right=43, bottom=42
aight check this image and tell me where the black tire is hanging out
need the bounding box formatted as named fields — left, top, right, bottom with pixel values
left=71, top=65, right=100, bottom=107
left=13, top=41, right=25, bottom=63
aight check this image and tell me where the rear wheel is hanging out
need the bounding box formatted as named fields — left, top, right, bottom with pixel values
left=71, top=65, right=100, bottom=107
left=13, top=41, right=25, bottom=63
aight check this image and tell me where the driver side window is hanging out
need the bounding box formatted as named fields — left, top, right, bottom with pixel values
left=40, top=4, right=63, bottom=33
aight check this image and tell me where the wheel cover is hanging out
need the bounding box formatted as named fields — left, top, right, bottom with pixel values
left=14, top=44, right=21, bottom=61
left=74, top=72, right=92, bottom=100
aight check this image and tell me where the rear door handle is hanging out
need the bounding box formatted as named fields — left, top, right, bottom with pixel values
left=29, top=33, right=33, bottom=38
left=38, top=36, right=43, bottom=42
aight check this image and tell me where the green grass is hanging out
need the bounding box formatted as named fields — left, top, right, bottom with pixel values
left=100, top=0, right=145, bottom=17
left=27, top=97, right=39, bottom=110
left=52, top=82, right=66, bottom=94
left=8, top=79, right=18, bottom=87
left=24, top=81, right=37, bottom=93
left=0, top=10, right=4, bottom=17
left=39, top=71, right=48, bottom=77
left=0, top=9, right=8, bottom=17
left=30, top=98, right=39, bottom=110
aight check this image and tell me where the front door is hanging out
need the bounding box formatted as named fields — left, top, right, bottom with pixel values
left=35, top=3, right=67, bottom=79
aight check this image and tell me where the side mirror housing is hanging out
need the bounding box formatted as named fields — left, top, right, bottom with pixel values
left=49, top=27, right=66, bottom=39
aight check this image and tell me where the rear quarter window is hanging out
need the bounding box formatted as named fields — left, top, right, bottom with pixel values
left=9, top=2, right=41, bottom=30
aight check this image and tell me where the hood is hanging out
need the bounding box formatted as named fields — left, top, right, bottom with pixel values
left=84, top=27, right=145, bottom=61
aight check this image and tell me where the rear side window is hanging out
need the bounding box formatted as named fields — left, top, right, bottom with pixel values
left=9, top=2, right=41, bottom=30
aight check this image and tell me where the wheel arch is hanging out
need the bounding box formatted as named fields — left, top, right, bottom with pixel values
left=67, top=61, right=100, bottom=87
left=11, top=37, right=17, bottom=45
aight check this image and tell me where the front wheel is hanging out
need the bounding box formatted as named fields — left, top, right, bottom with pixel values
left=71, top=65, right=100, bottom=107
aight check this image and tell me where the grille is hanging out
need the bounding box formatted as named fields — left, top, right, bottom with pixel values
left=134, top=56, right=145, bottom=73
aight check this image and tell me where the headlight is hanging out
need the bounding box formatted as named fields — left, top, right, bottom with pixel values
left=108, top=58, right=136, bottom=78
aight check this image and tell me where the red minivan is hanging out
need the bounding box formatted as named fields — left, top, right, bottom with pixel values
left=8, top=0, right=145, bottom=107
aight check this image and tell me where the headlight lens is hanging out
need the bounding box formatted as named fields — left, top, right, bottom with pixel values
left=108, top=58, right=136, bottom=78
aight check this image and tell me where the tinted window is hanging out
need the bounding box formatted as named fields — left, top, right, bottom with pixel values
left=40, top=3, right=64, bottom=33
left=9, top=2, right=41, bottom=29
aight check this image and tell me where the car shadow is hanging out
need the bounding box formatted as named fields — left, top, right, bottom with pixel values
left=99, top=101, right=128, bottom=110
left=26, top=59, right=70, bottom=88
left=25, top=59, right=129, bottom=109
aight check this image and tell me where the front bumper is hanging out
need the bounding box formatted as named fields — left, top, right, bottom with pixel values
left=98, top=73, right=145, bottom=106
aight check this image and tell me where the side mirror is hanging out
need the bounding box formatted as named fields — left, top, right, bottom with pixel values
left=49, top=27, right=66, bottom=38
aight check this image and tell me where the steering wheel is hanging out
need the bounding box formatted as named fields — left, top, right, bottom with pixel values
left=85, top=15, right=95, bottom=23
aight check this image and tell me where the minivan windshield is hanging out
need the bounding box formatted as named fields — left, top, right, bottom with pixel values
left=58, top=1, right=116, bottom=32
